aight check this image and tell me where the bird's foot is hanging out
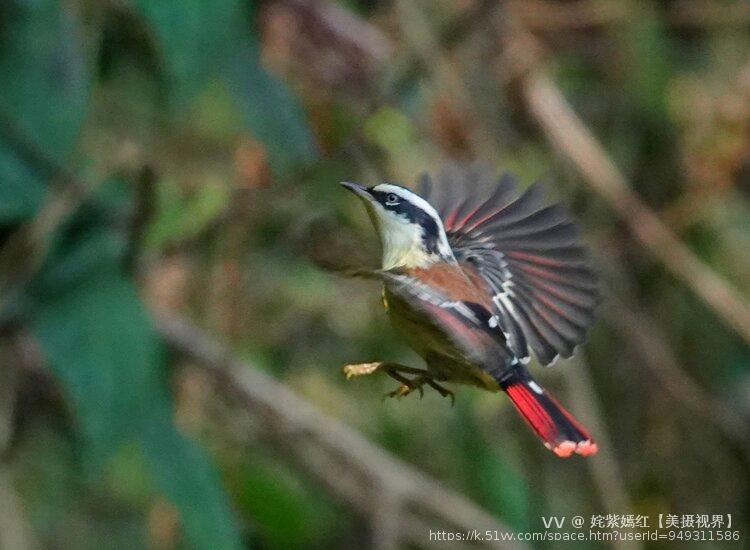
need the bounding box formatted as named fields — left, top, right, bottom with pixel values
left=343, top=362, right=451, bottom=402
left=426, top=379, right=455, bottom=405
left=343, top=362, right=383, bottom=380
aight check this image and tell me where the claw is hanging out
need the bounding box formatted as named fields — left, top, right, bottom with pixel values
left=426, top=379, right=455, bottom=405
left=387, top=384, right=412, bottom=399
left=344, top=363, right=451, bottom=403
left=386, top=380, right=424, bottom=399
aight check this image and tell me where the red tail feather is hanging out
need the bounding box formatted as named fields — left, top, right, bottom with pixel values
left=500, top=368, right=597, bottom=457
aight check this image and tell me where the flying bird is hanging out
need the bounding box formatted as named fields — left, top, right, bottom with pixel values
left=340, top=164, right=599, bottom=457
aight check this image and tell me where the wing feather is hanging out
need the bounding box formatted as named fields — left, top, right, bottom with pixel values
left=417, top=163, right=599, bottom=366
left=378, top=271, right=514, bottom=368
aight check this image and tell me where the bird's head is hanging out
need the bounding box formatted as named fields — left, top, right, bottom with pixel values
left=341, top=182, right=455, bottom=270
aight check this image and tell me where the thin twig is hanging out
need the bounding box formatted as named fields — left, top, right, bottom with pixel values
left=603, top=295, right=750, bottom=453
left=0, top=336, right=39, bottom=550
left=506, top=0, right=750, bottom=31
left=394, top=0, right=497, bottom=160
left=0, top=110, right=80, bottom=192
left=561, top=358, right=641, bottom=550
left=668, top=0, right=750, bottom=27
left=0, top=111, right=93, bottom=304
left=507, top=0, right=627, bottom=31
left=499, top=22, right=750, bottom=344
left=1, top=104, right=521, bottom=547
left=154, top=311, right=526, bottom=550
left=124, top=165, right=157, bottom=274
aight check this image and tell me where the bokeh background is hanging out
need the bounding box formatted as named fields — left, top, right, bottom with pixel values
left=1, top=0, right=749, bottom=548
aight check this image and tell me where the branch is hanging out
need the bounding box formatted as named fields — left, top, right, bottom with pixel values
left=561, top=359, right=634, bottom=529
left=0, top=335, right=39, bottom=550
left=507, top=0, right=627, bottom=31
left=499, top=21, right=750, bottom=344
left=603, top=295, right=750, bottom=453
left=2, top=105, right=521, bottom=548
left=668, top=0, right=750, bottom=27
left=507, top=0, right=750, bottom=31
left=154, top=311, right=526, bottom=550
left=0, top=110, right=92, bottom=304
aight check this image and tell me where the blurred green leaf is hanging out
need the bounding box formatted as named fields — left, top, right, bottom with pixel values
left=133, top=0, right=245, bottom=101
left=142, top=421, right=242, bottom=549
left=623, top=16, right=672, bottom=120
left=107, top=443, right=155, bottom=508
left=229, top=39, right=316, bottom=174
left=145, top=178, right=229, bottom=250
left=28, top=186, right=241, bottom=549
left=134, top=0, right=315, bottom=174
left=233, top=454, right=341, bottom=549
left=13, top=425, right=80, bottom=534
left=616, top=13, right=680, bottom=204
left=29, top=259, right=178, bottom=454
left=0, top=0, right=90, bottom=222
left=14, top=425, right=148, bottom=549
left=363, top=106, right=415, bottom=154
left=477, top=453, right=530, bottom=532
left=449, top=401, right=531, bottom=531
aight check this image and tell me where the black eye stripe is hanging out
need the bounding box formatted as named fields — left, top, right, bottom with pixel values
left=369, top=187, right=441, bottom=255
left=371, top=189, right=419, bottom=216
left=371, top=189, right=406, bottom=207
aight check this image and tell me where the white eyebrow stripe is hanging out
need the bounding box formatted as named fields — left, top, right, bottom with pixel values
left=373, top=184, right=443, bottom=224
left=372, top=183, right=456, bottom=262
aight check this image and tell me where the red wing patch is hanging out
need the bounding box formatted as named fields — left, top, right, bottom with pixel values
left=416, top=163, right=599, bottom=366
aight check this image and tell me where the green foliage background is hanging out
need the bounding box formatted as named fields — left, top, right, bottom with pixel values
left=0, top=0, right=748, bottom=548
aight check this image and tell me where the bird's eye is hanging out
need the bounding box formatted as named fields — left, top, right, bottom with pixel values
left=385, top=193, right=399, bottom=205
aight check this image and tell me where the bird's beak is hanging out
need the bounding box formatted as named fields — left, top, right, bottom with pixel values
left=340, top=181, right=372, bottom=200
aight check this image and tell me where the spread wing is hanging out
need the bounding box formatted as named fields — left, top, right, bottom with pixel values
left=416, top=163, right=599, bottom=366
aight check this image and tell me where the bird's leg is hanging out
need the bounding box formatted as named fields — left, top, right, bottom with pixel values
left=425, top=378, right=455, bottom=405
left=342, top=362, right=452, bottom=401
left=385, top=371, right=424, bottom=399
left=384, top=371, right=455, bottom=402
left=342, top=361, right=429, bottom=379
left=343, top=362, right=427, bottom=398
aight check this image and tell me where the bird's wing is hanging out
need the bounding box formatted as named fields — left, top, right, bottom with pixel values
left=416, top=163, right=599, bottom=366
left=378, top=270, right=514, bottom=374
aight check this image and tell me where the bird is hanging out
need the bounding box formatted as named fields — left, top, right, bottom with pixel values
left=339, top=163, right=599, bottom=457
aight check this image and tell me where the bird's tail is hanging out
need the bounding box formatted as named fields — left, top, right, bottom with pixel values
left=498, top=366, right=597, bottom=457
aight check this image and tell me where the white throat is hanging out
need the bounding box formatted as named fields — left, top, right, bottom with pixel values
left=378, top=217, right=437, bottom=270
left=362, top=184, right=456, bottom=270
